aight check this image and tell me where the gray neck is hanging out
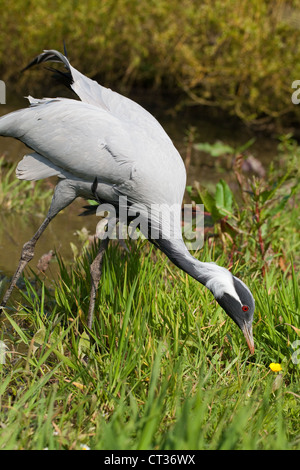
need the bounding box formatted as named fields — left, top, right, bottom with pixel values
left=156, top=238, right=209, bottom=286
left=156, top=237, right=240, bottom=303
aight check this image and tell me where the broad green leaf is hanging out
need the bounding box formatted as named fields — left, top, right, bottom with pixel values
left=194, top=141, right=234, bottom=157
left=197, top=187, right=222, bottom=221
left=215, top=180, right=233, bottom=216
left=186, top=185, right=193, bottom=196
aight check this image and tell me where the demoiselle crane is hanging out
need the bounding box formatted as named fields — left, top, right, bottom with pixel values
left=0, top=49, right=255, bottom=353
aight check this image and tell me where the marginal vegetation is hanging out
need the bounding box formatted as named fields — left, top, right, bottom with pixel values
left=1, top=0, right=300, bottom=126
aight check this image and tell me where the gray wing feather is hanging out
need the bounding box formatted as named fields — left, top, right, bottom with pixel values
left=16, top=152, right=67, bottom=181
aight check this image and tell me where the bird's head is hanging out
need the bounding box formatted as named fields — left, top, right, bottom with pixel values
left=155, top=240, right=255, bottom=353
left=205, top=267, right=255, bottom=354
left=216, top=276, right=255, bottom=354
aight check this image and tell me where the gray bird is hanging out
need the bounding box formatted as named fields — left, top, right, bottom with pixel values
left=0, top=49, right=255, bottom=353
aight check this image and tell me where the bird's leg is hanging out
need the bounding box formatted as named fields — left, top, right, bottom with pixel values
left=0, top=216, right=52, bottom=310
left=87, top=237, right=109, bottom=329
left=87, top=213, right=122, bottom=328
left=0, top=179, right=77, bottom=313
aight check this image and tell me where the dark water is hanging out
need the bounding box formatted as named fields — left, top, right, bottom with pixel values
left=0, top=96, right=279, bottom=277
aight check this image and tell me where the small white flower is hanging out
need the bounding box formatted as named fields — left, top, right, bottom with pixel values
left=80, top=444, right=91, bottom=450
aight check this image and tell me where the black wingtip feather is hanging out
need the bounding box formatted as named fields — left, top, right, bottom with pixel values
left=45, top=66, right=73, bottom=89
left=21, top=49, right=74, bottom=88
left=21, top=50, right=69, bottom=72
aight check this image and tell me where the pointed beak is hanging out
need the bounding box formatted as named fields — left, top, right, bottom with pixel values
left=241, top=321, right=255, bottom=354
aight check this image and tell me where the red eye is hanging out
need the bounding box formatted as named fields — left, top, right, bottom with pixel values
left=242, top=305, right=249, bottom=312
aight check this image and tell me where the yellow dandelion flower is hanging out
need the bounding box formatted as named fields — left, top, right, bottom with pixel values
left=269, top=363, right=282, bottom=372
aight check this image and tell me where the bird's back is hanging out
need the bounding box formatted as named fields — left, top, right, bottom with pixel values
left=0, top=96, right=185, bottom=206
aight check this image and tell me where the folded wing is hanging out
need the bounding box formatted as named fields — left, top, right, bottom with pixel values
left=0, top=97, right=135, bottom=185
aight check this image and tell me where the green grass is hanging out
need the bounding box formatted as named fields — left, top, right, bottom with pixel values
left=0, top=156, right=52, bottom=213
left=0, top=235, right=299, bottom=450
